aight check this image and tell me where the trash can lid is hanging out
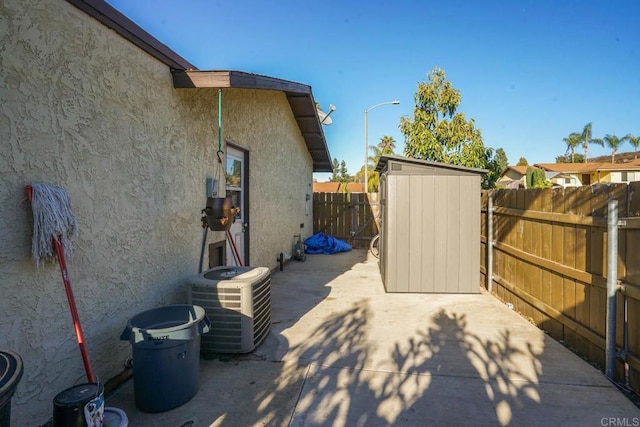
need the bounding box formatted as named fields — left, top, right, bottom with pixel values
left=104, top=407, right=128, bottom=427
left=0, top=349, right=24, bottom=399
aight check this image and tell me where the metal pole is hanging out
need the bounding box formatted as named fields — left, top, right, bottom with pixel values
left=363, top=101, right=399, bottom=194
left=487, top=194, right=494, bottom=293
left=364, top=110, right=368, bottom=193
left=606, top=198, right=618, bottom=379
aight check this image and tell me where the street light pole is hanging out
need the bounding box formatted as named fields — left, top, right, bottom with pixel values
left=364, top=100, right=400, bottom=193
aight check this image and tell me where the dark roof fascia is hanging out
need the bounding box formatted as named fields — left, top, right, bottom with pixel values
left=66, top=0, right=196, bottom=70
left=66, top=1, right=331, bottom=172
left=172, top=70, right=333, bottom=172
left=375, top=155, right=488, bottom=174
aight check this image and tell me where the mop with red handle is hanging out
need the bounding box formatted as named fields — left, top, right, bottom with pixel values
left=26, top=183, right=96, bottom=383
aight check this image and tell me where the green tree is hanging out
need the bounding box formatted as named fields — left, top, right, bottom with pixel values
left=400, top=67, right=486, bottom=169
left=556, top=153, right=585, bottom=163
left=495, top=148, right=508, bottom=171
left=377, top=135, right=396, bottom=152
left=366, top=144, right=388, bottom=192
left=623, top=134, right=640, bottom=159
left=578, top=122, right=603, bottom=162
left=339, top=160, right=351, bottom=183
left=563, top=132, right=582, bottom=163
left=516, top=157, right=529, bottom=166
left=330, top=158, right=351, bottom=183
left=483, top=147, right=509, bottom=189
left=601, top=134, right=623, bottom=163
left=526, top=166, right=549, bottom=189
left=330, top=158, right=340, bottom=182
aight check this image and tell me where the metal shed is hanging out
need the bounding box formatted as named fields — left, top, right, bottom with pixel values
left=375, top=155, right=486, bottom=293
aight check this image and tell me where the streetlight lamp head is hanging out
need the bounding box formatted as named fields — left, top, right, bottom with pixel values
left=392, top=100, right=400, bottom=105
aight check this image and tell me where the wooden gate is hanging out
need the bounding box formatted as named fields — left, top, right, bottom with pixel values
left=313, top=192, right=379, bottom=249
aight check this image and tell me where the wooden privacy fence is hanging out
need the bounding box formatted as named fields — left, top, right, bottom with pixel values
left=481, top=183, right=640, bottom=394
left=313, top=192, right=379, bottom=249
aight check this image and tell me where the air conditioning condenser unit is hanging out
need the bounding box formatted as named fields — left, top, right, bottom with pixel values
left=187, top=266, right=271, bottom=354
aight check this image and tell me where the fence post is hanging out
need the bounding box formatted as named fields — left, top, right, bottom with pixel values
left=606, top=198, right=619, bottom=380
left=487, top=193, right=494, bottom=292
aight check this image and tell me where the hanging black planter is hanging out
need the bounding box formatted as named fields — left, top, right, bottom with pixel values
left=203, top=197, right=239, bottom=231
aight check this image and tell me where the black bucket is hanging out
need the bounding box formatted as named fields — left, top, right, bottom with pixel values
left=0, top=349, right=24, bottom=427
left=53, top=382, right=104, bottom=427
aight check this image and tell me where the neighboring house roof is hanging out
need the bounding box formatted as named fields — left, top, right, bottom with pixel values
left=535, top=162, right=640, bottom=173
left=345, top=183, right=364, bottom=193
left=312, top=182, right=365, bottom=193
left=497, top=165, right=528, bottom=185
left=504, top=165, right=528, bottom=176
left=66, top=0, right=332, bottom=172
left=313, top=182, right=340, bottom=193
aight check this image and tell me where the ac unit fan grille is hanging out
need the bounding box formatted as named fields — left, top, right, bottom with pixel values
left=252, top=277, right=271, bottom=347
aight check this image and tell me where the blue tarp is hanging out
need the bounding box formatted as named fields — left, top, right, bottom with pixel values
left=304, top=232, right=352, bottom=255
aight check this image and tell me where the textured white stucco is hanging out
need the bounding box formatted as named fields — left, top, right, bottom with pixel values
left=220, top=89, right=314, bottom=267
left=1, top=0, right=316, bottom=423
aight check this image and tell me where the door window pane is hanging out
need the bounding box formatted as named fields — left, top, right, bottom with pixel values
left=226, top=158, right=242, bottom=188
left=227, top=190, right=242, bottom=219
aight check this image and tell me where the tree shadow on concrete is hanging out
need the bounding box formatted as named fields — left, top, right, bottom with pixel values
left=223, top=303, right=545, bottom=426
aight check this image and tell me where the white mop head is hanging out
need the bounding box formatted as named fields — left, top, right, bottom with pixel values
left=30, top=183, right=78, bottom=266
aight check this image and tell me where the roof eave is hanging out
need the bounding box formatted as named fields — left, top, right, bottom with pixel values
left=172, top=70, right=332, bottom=173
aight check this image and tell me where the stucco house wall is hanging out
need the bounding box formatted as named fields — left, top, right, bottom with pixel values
left=550, top=174, right=582, bottom=188
left=1, top=0, right=318, bottom=423
left=609, top=170, right=639, bottom=183
left=220, top=89, right=314, bottom=266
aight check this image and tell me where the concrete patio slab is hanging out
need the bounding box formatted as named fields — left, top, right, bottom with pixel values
left=105, top=249, right=640, bottom=426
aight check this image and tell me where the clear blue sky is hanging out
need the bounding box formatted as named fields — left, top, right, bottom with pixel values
left=107, top=0, right=640, bottom=181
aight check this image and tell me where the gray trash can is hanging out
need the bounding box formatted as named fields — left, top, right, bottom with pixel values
left=120, top=305, right=210, bottom=412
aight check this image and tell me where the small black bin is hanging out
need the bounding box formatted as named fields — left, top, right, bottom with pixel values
left=53, top=382, right=104, bottom=427
left=120, top=305, right=210, bottom=412
left=0, top=349, right=23, bottom=427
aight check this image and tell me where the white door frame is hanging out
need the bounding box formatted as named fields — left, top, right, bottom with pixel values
left=225, top=145, right=249, bottom=266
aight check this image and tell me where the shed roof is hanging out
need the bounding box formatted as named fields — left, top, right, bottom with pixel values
left=375, top=155, right=487, bottom=174
left=66, top=0, right=332, bottom=172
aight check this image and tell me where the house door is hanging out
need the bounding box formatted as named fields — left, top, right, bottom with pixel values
left=225, top=146, right=248, bottom=266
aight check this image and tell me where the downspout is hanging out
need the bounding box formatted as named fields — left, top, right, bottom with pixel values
left=218, top=89, right=223, bottom=157
left=198, top=89, right=226, bottom=273
left=606, top=198, right=619, bottom=379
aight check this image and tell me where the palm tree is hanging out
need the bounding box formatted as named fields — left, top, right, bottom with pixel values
left=378, top=135, right=396, bottom=153
left=579, top=122, right=603, bottom=162
left=623, top=134, right=640, bottom=159
left=367, top=145, right=387, bottom=192
left=563, top=132, right=582, bottom=163
left=602, top=134, right=623, bottom=163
